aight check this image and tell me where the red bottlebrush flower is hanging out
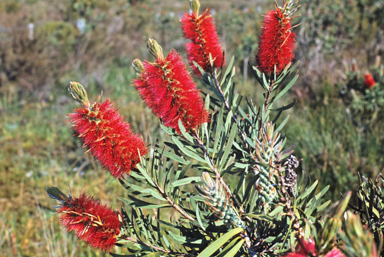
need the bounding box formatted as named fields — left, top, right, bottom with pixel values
left=364, top=73, right=375, bottom=88
left=325, top=249, right=345, bottom=257
left=256, top=6, right=296, bottom=75
left=284, top=239, right=315, bottom=257
left=46, top=187, right=121, bottom=252
left=133, top=39, right=209, bottom=134
left=181, top=0, right=224, bottom=75
left=68, top=82, right=147, bottom=178
left=282, top=238, right=345, bottom=257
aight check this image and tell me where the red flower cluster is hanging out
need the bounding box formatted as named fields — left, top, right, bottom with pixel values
left=69, top=98, right=147, bottom=178
left=181, top=5, right=224, bottom=75
left=364, top=73, right=375, bottom=89
left=133, top=41, right=209, bottom=133
left=256, top=7, right=296, bottom=75
left=57, top=192, right=121, bottom=252
left=284, top=239, right=345, bottom=257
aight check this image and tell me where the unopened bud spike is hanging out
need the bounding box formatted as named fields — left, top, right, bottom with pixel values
left=132, top=59, right=144, bottom=74
left=69, top=82, right=91, bottom=108
left=147, top=38, right=164, bottom=60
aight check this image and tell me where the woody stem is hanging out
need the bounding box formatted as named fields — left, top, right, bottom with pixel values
left=258, top=78, right=275, bottom=140
left=154, top=182, right=196, bottom=222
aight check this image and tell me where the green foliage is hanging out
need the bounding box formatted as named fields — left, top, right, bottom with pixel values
left=338, top=61, right=384, bottom=128
left=298, top=0, right=360, bottom=55
left=108, top=56, right=336, bottom=256
left=340, top=211, right=377, bottom=257
left=37, top=21, right=79, bottom=53
left=352, top=173, right=384, bottom=254
left=2, top=0, right=21, bottom=13
left=296, top=0, right=383, bottom=83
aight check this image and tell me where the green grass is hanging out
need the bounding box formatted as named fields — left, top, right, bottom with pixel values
left=286, top=88, right=384, bottom=200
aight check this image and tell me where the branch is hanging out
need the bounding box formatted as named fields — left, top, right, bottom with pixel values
left=155, top=182, right=216, bottom=241
left=154, top=182, right=196, bottom=222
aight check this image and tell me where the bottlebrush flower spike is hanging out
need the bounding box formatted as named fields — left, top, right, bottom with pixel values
left=46, top=187, right=121, bottom=252
left=282, top=238, right=345, bottom=257
left=68, top=82, right=147, bottom=178
left=181, top=0, right=225, bottom=75
left=364, top=72, right=375, bottom=88
left=133, top=39, right=209, bottom=134
left=256, top=0, right=298, bottom=75
left=284, top=238, right=315, bottom=257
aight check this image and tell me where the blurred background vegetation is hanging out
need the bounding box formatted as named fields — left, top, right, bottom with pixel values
left=0, top=0, right=383, bottom=256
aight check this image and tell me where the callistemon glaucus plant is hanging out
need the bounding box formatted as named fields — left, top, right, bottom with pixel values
left=133, top=39, right=209, bottom=134
left=45, top=0, right=375, bottom=256
left=46, top=187, right=121, bottom=252
left=181, top=0, right=225, bottom=75
left=68, top=82, right=148, bottom=178
left=256, top=0, right=298, bottom=75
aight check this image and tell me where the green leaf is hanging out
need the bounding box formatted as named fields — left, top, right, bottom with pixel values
left=162, top=150, right=190, bottom=165
left=242, top=174, right=259, bottom=204
left=160, top=123, right=176, bottom=136
left=274, top=74, right=299, bottom=101
left=168, top=231, right=203, bottom=245
left=269, top=205, right=284, bottom=216
left=193, top=61, right=207, bottom=76
left=275, top=115, right=290, bottom=133
left=297, top=180, right=319, bottom=201
left=140, top=189, right=166, bottom=201
left=172, top=136, right=205, bottom=163
left=118, top=197, right=168, bottom=209
left=219, top=123, right=238, bottom=171
left=110, top=253, right=146, bottom=257
left=197, top=228, right=244, bottom=257
left=224, top=110, right=232, bottom=134
left=269, top=101, right=296, bottom=112
left=216, top=237, right=242, bottom=257
left=178, top=119, right=195, bottom=143
left=222, top=238, right=244, bottom=257
left=316, top=200, right=331, bottom=212
left=252, top=66, right=264, bottom=86
left=316, top=185, right=330, bottom=199
left=280, top=218, right=293, bottom=252
left=223, top=67, right=236, bottom=97
left=196, top=203, right=206, bottom=231
left=247, top=214, right=275, bottom=222
left=136, top=164, right=156, bottom=187
left=171, top=176, right=202, bottom=187
left=262, top=73, right=270, bottom=91
left=221, top=56, right=235, bottom=84
left=213, top=107, right=224, bottom=159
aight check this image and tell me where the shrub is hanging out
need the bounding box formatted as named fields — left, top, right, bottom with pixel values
left=45, top=0, right=380, bottom=256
